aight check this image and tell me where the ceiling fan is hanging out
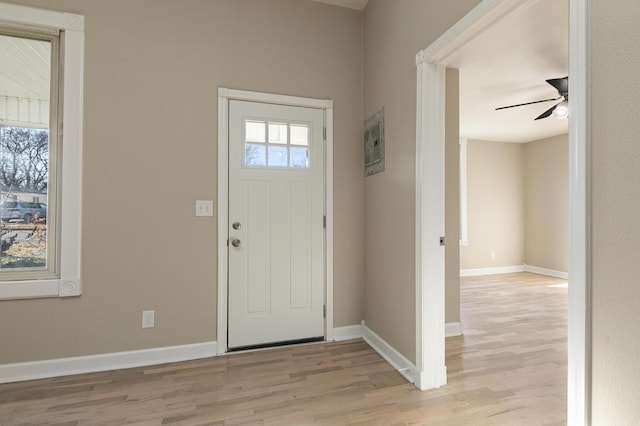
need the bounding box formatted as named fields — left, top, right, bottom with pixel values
left=495, top=76, right=568, bottom=120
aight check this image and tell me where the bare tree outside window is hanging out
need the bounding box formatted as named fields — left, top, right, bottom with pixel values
left=0, top=127, right=48, bottom=192
left=0, top=126, right=49, bottom=269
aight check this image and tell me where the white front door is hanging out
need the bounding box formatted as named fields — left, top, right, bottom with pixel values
left=228, top=100, right=325, bottom=349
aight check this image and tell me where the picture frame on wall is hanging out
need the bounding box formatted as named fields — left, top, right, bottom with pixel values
left=364, top=107, right=385, bottom=176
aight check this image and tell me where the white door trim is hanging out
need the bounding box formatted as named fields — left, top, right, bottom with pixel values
left=217, top=88, right=334, bottom=354
left=415, top=1, right=591, bottom=425
left=414, top=60, right=447, bottom=389
left=567, top=1, right=591, bottom=423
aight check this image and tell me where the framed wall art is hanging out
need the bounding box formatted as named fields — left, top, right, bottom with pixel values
left=364, top=107, right=384, bottom=176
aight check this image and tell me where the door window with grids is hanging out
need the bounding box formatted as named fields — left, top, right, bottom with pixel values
left=243, top=119, right=311, bottom=169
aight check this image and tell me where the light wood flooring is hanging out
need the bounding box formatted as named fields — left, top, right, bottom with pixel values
left=0, top=272, right=567, bottom=425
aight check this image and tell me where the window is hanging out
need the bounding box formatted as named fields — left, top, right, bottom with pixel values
left=0, top=28, right=57, bottom=278
left=0, top=3, right=84, bottom=299
left=243, top=119, right=311, bottom=169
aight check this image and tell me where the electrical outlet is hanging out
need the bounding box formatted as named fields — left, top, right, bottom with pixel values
left=195, top=200, right=214, bottom=217
left=142, top=310, right=155, bottom=328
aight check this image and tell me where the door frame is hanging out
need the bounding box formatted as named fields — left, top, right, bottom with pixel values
left=414, top=0, right=591, bottom=425
left=217, top=88, right=334, bottom=354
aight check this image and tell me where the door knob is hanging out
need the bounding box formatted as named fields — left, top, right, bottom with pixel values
left=232, top=221, right=241, bottom=230
left=231, top=238, right=241, bottom=248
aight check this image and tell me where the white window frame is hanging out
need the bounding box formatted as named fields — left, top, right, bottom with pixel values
left=0, top=2, right=84, bottom=300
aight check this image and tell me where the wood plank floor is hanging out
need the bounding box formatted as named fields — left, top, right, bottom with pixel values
left=0, top=272, right=567, bottom=425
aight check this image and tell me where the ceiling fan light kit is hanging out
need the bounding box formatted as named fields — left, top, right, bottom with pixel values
left=553, top=100, right=569, bottom=118
left=496, top=76, right=569, bottom=120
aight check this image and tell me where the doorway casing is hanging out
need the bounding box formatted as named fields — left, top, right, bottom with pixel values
left=217, top=88, right=335, bottom=354
left=414, top=0, right=591, bottom=425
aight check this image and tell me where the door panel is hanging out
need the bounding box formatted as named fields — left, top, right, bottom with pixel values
left=245, top=181, right=270, bottom=315
left=228, top=100, right=324, bottom=349
left=288, top=182, right=312, bottom=310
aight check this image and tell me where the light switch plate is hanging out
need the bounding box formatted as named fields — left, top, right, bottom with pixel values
left=195, top=200, right=214, bottom=217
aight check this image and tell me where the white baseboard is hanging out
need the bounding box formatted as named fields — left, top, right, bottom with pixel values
left=361, top=321, right=418, bottom=385
left=524, top=265, right=569, bottom=279
left=333, top=324, right=362, bottom=341
left=445, top=322, right=463, bottom=337
left=460, top=265, right=525, bottom=277
left=0, top=341, right=218, bottom=384
left=460, top=265, right=569, bottom=279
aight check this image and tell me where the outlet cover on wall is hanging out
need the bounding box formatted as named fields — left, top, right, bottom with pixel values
left=142, top=310, right=155, bottom=328
left=195, top=200, right=214, bottom=217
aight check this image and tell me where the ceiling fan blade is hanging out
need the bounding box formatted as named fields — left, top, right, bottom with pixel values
left=495, top=96, right=561, bottom=110
left=534, top=103, right=559, bottom=120
left=546, top=76, right=569, bottom=95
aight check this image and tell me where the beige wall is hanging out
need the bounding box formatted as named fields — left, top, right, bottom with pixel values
left=591, top=0, right=640, bottom=423
left=0, top=0, right=364, bottom=363
left=460, top=136, right=568, bottom=273
left=445, top=68, right=460, bottom=324
left=1, top=1, right=637, bottom=422
left=524, top=134, right=568, bottom=272
left=362, top=0, right=482, bottom=363
left=460, top=140, right=525, bottom=269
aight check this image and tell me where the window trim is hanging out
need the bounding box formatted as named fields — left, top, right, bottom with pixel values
left=0, top=29, right=60, bottom=281
left=0, top=2, right=84, bottom=300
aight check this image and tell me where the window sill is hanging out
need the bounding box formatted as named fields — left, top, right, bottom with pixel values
left=0, top=278, right=80, bottom=300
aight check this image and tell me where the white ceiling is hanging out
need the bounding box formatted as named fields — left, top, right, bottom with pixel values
left=448, top=0, right=569, bottom=142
